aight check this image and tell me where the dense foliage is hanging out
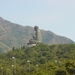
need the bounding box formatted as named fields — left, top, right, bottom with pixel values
left=0, top=43, right=75, bottom=75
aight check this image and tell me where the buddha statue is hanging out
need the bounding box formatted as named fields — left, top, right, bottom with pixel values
left=29, top=26, right=42, bottom=44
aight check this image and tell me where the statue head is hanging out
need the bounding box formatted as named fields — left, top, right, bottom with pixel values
left=34, top=26, right=39, bottom=31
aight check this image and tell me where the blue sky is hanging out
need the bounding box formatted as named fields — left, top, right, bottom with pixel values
left=0, top=0, right=75, bottom=42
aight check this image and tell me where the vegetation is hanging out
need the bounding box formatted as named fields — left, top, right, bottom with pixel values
left=0, top=43, right=75, bottom=75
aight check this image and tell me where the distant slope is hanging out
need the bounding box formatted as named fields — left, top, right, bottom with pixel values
left=41, top=30, right=74, bottom=44
left=0, top=41, right=11, bottom=53
left=0, top=17, right=74, bottom=54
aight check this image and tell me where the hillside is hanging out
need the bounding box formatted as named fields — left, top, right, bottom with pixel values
left=0, top=17, right=74, bottom=54
left=0, top=44, right=75, bottom=75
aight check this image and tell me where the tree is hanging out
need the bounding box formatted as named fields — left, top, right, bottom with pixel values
left=65, top=61, right=75, bottom=75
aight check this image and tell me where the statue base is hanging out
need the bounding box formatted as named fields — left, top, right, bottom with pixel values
left=27, top=43, right=36, bottom=47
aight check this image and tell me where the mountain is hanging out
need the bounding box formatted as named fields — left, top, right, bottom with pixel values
left=0, top=17, right=74, bottom=54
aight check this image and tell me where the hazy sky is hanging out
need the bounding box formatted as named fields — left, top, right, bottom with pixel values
left=0, top=0, right=75, bottom=42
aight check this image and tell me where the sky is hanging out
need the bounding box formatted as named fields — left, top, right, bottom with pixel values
left=0, top=0, right=75, bottom=42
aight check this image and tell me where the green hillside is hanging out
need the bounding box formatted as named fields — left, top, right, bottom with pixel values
left=0, top=44, right=75, bottom=75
